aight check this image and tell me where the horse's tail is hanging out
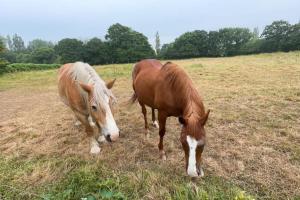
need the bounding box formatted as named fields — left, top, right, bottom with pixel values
left=128, top=63, right=139, bottom=105
left=128, top=92, right=138, bottom=105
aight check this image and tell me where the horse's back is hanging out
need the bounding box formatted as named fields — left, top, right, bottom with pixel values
left=132, top=59, right=162, bottom=80
left=132, top=59, right=164, bottom=108
left=58, top=63, right=86, bottom=113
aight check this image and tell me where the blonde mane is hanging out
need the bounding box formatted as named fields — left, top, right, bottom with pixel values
left=68, top=62, right=115, bottom=106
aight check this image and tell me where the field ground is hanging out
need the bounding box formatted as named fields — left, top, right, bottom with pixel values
left=0, top=52, right=300, bottom=200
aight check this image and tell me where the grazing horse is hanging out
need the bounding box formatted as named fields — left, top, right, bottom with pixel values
left=58, top=62, right=119, bottom=154
left=130, top=59, right=210, bottom=177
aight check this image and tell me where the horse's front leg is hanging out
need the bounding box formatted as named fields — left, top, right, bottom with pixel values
left=85, top=125, right=101, bottom=154
left=151, top=108, right=159, bottom=129
left=73, top=111, right=100, bottom=154
left=158, top=111, right=167, bottom=160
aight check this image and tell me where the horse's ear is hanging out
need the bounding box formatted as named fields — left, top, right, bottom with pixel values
left=79, top=82, right=92, bottom=93
left=200, top=109, right=210, bottom=125
left=106, top=79, right=116, bottom=89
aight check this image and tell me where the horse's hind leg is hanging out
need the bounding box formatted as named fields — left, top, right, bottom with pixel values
left=140, top=103, right=150, bottom=138
left=158, top=111, right=167, bottom=160
left=151, top=108, right=159, bottom=129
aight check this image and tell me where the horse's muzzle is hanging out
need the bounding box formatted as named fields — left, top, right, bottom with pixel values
left=105, top=135, right=112, bottom=142
left=105, top=133, right=119, bottom=142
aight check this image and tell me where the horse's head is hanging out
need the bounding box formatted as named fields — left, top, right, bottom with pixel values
left=79, top=79, right=119, bottom=142
left=179, top=109, right=210, bottom=178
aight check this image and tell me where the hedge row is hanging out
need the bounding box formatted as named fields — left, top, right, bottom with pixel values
left=0, top=62, right=61, bottom=74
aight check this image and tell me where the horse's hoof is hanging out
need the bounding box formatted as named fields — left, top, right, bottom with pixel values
left=160, top=151, right=167, bottom=161
left=152, top=121, right=159, bottom=129
left=98, top=135, right=106, bottom=143
left=90, top=146, right=101, bottom=154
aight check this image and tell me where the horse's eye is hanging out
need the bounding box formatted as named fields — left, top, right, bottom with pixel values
left=91, top=105, right=97, bottom=111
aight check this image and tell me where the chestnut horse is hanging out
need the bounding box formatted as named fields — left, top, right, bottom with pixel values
left=58, top=62, right=119, bottom=154
left=130, top=59, right=210, bottom=177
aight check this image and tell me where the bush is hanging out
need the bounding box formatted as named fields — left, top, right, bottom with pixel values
left=3, top=63, right=61, bottom=73
left=0, top=59, right=10, bottom=74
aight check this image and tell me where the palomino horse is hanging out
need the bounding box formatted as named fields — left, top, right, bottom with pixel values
left=131, top=59, right=210, bottom=177
left=58, top=62, right=119, bottom=154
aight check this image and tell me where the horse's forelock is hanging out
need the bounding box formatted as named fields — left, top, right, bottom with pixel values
left=69, top=62, right=114, bottom=111
left=185, top=116, right=205, bottom=139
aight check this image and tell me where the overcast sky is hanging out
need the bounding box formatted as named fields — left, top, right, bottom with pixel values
left=1, top=0, right=299, bottom=46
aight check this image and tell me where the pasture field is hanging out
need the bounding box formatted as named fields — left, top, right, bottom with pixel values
left=0, top=52, right=300, bottom=200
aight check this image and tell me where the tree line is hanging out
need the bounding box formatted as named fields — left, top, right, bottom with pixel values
left=160, top=20, right=300, bottom=59
left=1, top=20, right=300, bottom=66
left=0, top=23, right=155, bottom=65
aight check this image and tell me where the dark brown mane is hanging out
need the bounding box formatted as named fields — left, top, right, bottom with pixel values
left=161, top=62, right=205, bottom=119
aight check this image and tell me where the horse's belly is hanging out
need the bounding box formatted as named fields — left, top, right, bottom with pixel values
left=134, top=74, right=157, bottom=108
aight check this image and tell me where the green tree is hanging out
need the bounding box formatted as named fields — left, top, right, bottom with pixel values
left=207, top=31, right=223, bottom=57
left=175, top=30, right=209, bottom=58
left=16, top=53, right=32, bottom=63
left=55, top=38, right=84, bottom=63
left=239, top=39, right=263, bottom=55
left=31, top=47, right=57, bottom=64
left=27, top=39, right=54, bottom=52
left=161, top=30, right=209, bottom=59
left=0, top=51, right=17, bottom=63
left=253, top=27, right=260, bottom=39
left=0, top=37, right=5, bottom=53
left=83, top=38, right=108, bottom=65
left=261, top=20, right=291, bottom=52
left=105, top=23, right=155, bottom=63
left=11, top=34, right=25, bottom=52
left=155, top=32, right=161, bottom=56
left=282, top=22, right=300, bottom=51
left=159, top=43, right=176, bottom=59
left=218, top=28, right=253, bottom=56
left=6, top=35, right=13, bottom=50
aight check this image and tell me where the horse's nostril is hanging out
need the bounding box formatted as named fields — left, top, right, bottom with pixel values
left=105, top=135, right=112, bottom=142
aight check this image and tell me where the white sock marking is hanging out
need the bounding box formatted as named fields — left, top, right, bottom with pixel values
left=90, top=138, right=101, bottom=154
left=88, top=115, right=96, bottom=127
left=152, top=121, right=159, bottom=128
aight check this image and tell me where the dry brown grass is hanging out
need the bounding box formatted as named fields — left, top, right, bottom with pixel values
left=0, top=52, right=299, bottom=199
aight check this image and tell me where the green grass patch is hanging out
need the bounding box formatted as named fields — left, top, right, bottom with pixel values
left=0, top=156, right=254, bottom=200
left=0, top=70, right=57, bottom=90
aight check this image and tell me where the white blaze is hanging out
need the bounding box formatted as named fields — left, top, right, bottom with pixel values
left=187, top=135, right=198, bottom=177
left=101, top=96, right=119, bottom=139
